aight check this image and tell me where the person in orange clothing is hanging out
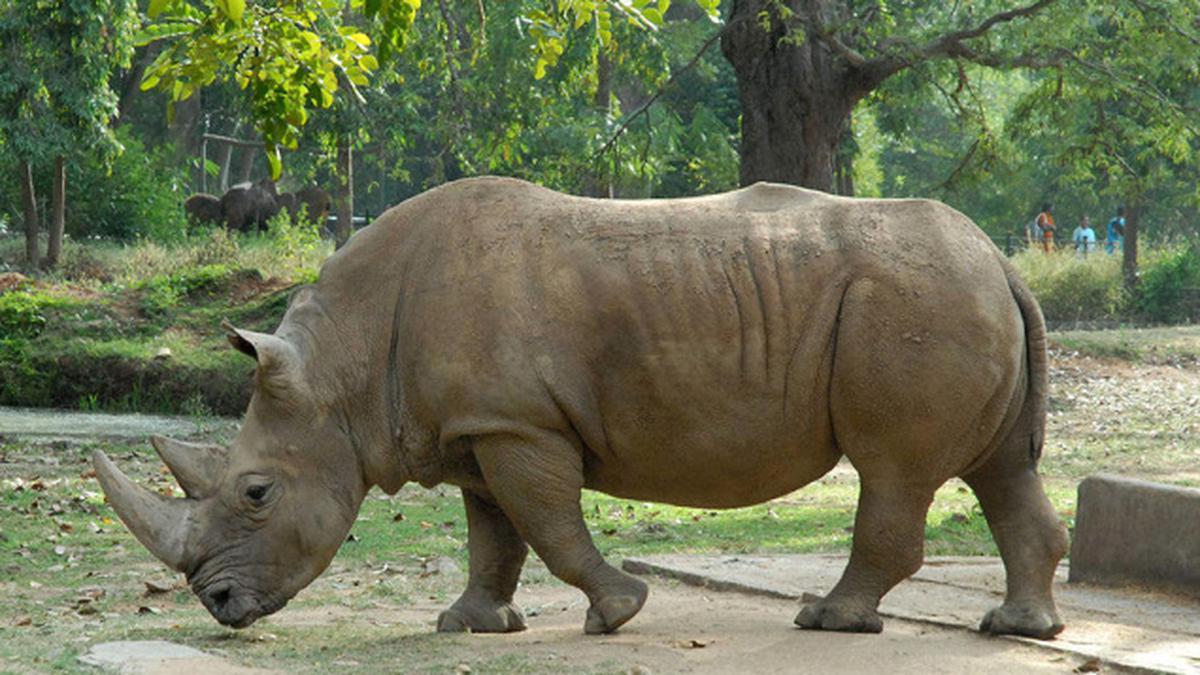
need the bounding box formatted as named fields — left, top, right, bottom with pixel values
left=1036, top=202, right=1056, bottom=253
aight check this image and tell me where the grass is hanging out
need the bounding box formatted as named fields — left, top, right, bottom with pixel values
left=0, top=228, right=328, bottom=415
left=1050, top=325, right=1200, bottom=364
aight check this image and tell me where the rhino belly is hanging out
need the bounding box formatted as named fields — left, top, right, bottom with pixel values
left=581, top=384, right=841, bottom=509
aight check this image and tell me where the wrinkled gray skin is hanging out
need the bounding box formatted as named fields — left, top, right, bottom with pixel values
left=95, top=177, right=1068, bottom=639
left=221, top=178, right=281, bottom=232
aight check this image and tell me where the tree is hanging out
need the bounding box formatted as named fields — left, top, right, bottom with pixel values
left=0, top=0, right=137, bottom=269
left=716, top=0, right=1093, bottom=190
left=1004, top=2, right=1200, bottom=287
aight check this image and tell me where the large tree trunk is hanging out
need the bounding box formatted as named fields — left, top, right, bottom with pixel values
left=19, top=159, right=39, bottom=271
left=46, top=155, right=66, bottom=268
left=334, top=143, right=354, bottom=249
left=722, top=0, right=867, bottom=191
left=1123, top=202, right=1140, bottom=290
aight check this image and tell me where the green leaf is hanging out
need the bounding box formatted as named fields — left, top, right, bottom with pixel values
left=265, top=145, right=282, bottom=180
left=148, top=0, right=170, bottom=19
left=227, top=0, right=246, bottom=23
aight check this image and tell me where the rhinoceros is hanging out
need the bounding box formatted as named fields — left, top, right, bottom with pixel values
left=94, top=177, right=1068, bottom=638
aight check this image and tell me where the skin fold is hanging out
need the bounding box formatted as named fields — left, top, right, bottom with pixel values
left=94, top=177, right=1068, bottom=638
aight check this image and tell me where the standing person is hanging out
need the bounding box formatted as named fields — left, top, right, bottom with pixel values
left=1073, top=216, right=1097, bottom=258
left=1036, top=203, right=1056, bottom=254
left=1024, top=214, right=1041, bottom=249
left=1106, top=206, right=1126, bottom=255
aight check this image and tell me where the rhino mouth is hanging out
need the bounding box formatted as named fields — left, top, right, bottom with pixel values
left=195, top=581, right=288, bottom=629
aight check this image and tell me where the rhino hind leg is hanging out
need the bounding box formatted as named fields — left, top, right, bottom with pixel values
left=795, top=479, right=937, bottom=633
left=473, top=432, right=648, bottom=635
left=963, top=455, right=1068, bottom=639
left=437, top=490, right=529, bottom=633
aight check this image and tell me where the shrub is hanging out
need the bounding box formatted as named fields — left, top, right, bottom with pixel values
left=0, top=289, right=76, bottom=338
left=1135, top=243, right=1200, bottom=324
left=139, top=264, right=232, bottom=317
left=1011, top=250, right=1127, bottom=323
left=0, top=127, right=190, bottom=242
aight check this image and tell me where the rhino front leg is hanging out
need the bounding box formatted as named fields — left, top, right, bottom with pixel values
left=472, top=432, right=648, bottom=635
left=796, top=479, right=936, bottom=633
left=437, top=489, right=529, bottom=633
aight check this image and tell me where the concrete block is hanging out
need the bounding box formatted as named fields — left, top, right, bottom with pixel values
left=1069, top=474, right=1200, bottom=596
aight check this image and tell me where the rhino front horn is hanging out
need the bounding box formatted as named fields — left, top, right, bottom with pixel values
left=150, top=435, right=226, bottom=499
left=92, top=450, right=192, bottom=573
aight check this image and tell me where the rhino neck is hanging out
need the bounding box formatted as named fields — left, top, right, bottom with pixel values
left=277, top=286, right=415, bottom=495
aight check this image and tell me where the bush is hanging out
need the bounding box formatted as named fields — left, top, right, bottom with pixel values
left=1011, top=250, right=1127, bottom=323
left=66, top=128, right=190, bottom=241
left=1, top=127, right=189, bottom=242
left=1136, top=244, right=1200, bottom=324
left=0, top=289, right=77, bottom=338
left=138, top=264, right=233, bottom=317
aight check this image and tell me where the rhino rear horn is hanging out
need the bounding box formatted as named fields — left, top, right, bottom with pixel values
left=150, top=435, right=227, bottom=499
left=92, top=450, right=193, bottom=573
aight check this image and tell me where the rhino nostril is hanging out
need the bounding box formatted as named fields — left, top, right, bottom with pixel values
left=209, top=587, right=231, bottom=610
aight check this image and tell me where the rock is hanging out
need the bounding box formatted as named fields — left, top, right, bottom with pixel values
left=423, top=556, right=461, bottom=576
left=154, top=347, right=172, bottom=360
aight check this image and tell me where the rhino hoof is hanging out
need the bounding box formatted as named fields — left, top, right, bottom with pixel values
left=794, top=600, right=883, bottom=633
left=979, top=604, right=1063, bottom=639
left=584, top=582, right=649, bottom=635
left=436, top=601, right=527, bottom=633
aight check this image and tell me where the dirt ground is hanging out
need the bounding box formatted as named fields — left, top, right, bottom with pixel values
left=255, top=575, right=1100, bottom=675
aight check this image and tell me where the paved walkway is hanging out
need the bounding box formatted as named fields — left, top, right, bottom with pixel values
left=624, top=554, right=1200, bottom=675
left=0, top=406, right=236, bottom=442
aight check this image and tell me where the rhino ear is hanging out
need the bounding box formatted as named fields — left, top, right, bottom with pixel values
left=221, top=320, right=309, bottom=401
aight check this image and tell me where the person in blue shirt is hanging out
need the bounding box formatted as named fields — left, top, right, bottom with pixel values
left=1106, top=206, right=1126, bottom=255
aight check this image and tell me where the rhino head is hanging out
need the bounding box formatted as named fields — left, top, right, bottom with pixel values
left=92, top=322, right=367, bottom=628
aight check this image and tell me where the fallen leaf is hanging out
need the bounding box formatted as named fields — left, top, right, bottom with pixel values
left=14, top=616, right=32, bottom=627
left=1074, top=658, right=1102, bottom=673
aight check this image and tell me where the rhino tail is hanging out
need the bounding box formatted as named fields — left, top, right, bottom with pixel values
left=1003, top=261, right=1049, bottom=465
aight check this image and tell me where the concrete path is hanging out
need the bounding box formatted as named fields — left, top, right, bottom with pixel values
left=78, top=641, right=271, bottom=674
left=0, top=406, right=236, bottom=442
left=624, top=554, right=1200, bottom=675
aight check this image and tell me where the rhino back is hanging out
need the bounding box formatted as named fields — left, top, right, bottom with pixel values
left=316, top=177, right=1018, bottom=506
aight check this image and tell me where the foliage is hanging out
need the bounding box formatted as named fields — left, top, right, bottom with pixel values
left=1135, top=244, right=1200, bottom=323
left=138, top=263, right=234, bottom=316
left=267, top=207, right=324, bottom=270
left=0, top=0, right=137, bottom=163
left=1011, top=249, right=1128, bottom=324
left=139, top=0, right=420, bottom=177
left=0, top=288, right=77, bottom=338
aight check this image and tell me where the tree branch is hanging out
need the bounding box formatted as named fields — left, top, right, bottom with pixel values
left=858, top=0, right=1065, bottom=81
left=593, top=20, right=733, bottom=160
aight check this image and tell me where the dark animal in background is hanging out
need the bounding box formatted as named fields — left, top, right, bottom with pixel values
left=185, top=181, right=332, bottom=233
left=184, top=194, right=223, bottom=227
left=221, top=178, right=281, bottom=232
left=280, top=185, right=332, bottom=227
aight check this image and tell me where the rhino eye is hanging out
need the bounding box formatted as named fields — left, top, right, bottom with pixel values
left=245, top=484, right=270, bottom=503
